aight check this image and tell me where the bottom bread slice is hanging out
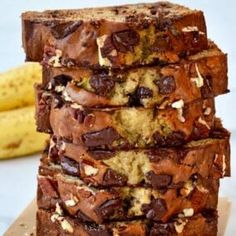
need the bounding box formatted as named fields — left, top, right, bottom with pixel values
left=38, top=157, right=219, bottom=224
left=37, top=208, right=218, bottom=236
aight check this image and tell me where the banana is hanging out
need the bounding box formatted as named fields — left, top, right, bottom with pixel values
left=0, top=106, right=48, bottom=159
left=0, top=62, right=42, bottom=111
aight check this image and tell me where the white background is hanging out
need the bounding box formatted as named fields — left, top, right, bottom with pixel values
left=0, top=0, right=235, bottom=235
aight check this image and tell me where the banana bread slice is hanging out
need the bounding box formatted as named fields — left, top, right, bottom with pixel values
left=37, top=170, right=219, bottom=224
left=37, top=209, right=218, bottom=236
left=42, top=42, right=228, bottom=108
left=22, top=2, right=208, bottom=68
left=35, top=86, right=215, bottom=148
left=42, top=128, right=230, bottom=187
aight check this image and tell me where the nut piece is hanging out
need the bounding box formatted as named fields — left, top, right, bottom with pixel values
left=84, top=164, right=99, bottom=176
left=180, top=180, right=194, bottom=197
left=196, top=184, right=208, bottom=193
left=183, top=208, right=194, bottom=217
left=171, top=99, right=185, bottom=122
left=191, top=64, right=204, bottom=88
left=222, top=154, right=226, bottom=176
left=97, top=35, right=112, bottom=66
left=65, top=195, right=79, bottom=207
left=55, top=85, right=65, bottom=93
left=48, top=49, right=62, bottom=68
left=60, top=219, right=74, bottom=233
left=204, top=107, right=211, bottom=116
left=174, top=219, right=188, bottom=234
left=182, top=26, right=199, bottom=32
left=50, top=203, right=74, bottom=233
left=62, top=90, right=72, bottom=102
left=55, top=202, right=63, bottom=215
left=198, top=117, right=210, bottom=129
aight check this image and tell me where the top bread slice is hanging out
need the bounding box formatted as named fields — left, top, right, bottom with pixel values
left=22, top=1, right=208, bottom=69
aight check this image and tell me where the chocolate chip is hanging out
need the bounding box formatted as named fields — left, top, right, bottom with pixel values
left=89, top=150, right=116, bottom=160
left=142, top=198, right=167, bottom=221
left=89, top=74, right=115, bottom=96
left=82, top=128, right=120, bottom=147
left=153, top=131, right=185, bottom=146
left=103, top=169, right=127, bottom=186
left=112, top=29, right=140, bottom=53
left=53, top=95, right=64, bottom=109
left=50, top=74, right=72, bottom=90
left=165, top=132, right=186, bottom=146
left=155, top=76, right=176, bottom=94
left=74, top=109, right=86, bottom=123
left=136, top=87, right=153, bottom=99
left=146, top=149, right=176, bottom=162
left=150, top=223, right=173, bottom=236
left=152, top=34, right=171, bottom=52
left=95, top=198, right=121, bottom=219
left=61, top=156, right=80, bottom=176
left=100, top=36, right=115, bottom=58
left=146, top=171, right=172, bottom=189
left=48, top=21, right=83, bottom=39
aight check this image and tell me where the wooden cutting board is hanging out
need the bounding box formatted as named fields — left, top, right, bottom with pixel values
left=4, top=198, right=230, bottom=236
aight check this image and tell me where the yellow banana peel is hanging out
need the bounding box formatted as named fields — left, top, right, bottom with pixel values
left=0, top=62, right=42, bottom=111
left=0, top=106, right=48, bottom=159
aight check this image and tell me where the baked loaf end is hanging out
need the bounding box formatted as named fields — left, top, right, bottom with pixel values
left=22, top=1, right=207, bottom=68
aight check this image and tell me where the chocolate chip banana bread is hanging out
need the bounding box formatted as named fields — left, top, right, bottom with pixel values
left=41, top=131, right=229, bottom=188
left=38, top=169, right=219, bottom=224
left=41, top=42, right=228, bottom=108
left=35, top=86, right=215, bottom=148
left=37, top=209, right=218, bottom=236
left=22, top=2, right=208, bottom=68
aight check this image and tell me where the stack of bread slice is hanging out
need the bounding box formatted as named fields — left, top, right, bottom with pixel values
left=22, top=2, right=230, bottom=235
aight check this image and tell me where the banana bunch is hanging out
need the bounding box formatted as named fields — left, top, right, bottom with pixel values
left=0, top=63, right=48, bottom=159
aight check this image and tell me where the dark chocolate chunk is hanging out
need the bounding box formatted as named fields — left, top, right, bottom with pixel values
left=152, top=34, right=171, bottom=52
left=50, top=74, right=72, bottom=91
left=150, top=223, right=173, bottom=236
left=48, top=21, right=83, bottom=39
left=147, top=149, right=176, bottom=162
left=89, top=74, right=115, bottom=96
left=89, top=150, right=116, bottom=160
left=100, top=36, right=115, bottom=58
left=142, top=198, right=167, bottom=221
left=95, top=198, right=121, bottom=219
left=82, top=128, right=120, bottom=147
left=74, top=109, right=86, bottom=123
left=103, top=169, right=127, bottom=186
left=61, top=156, right=80, bottom=176
left=136, top=87, right=153, bottom=99
left=153, top=131, right=185, bottom=146
left=155, top=76, right=176, bottom=95
left=146, top=171, right=172, bottom=189
left=112, top=29, right=140, bottom=53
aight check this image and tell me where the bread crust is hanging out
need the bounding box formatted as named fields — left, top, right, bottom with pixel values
left=37, top=208, right=217, bottom=236
left=22, top=2, right=208, bottom=68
